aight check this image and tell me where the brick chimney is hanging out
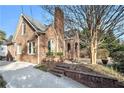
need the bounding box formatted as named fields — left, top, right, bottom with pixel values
left=54, top=7, right=64, bottom=37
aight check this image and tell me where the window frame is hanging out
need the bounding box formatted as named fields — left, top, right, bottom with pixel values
left=48, top=39, right=55, bottom=52
left=28, top=41, right=36, bottom=55
left=17, top=44, right=22, bottom=55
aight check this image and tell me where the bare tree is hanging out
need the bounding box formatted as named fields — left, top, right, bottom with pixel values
left=41, top=5, right=124, bottom=64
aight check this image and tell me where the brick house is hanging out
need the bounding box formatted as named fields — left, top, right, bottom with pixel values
left=7, top=7, right=80, bottom=64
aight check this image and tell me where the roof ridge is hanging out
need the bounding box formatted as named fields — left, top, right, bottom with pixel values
left=21, top=14, right=48, bottom=33
left=22, top=14, right=46, bottom=26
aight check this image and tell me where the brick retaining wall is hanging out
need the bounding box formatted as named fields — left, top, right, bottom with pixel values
left=63, top=69, right=124, bottom=88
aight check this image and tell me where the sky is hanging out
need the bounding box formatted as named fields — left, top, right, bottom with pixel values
left=0, top=5, right=53, bottom=38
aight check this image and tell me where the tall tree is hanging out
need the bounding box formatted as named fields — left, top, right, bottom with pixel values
left=41, top=5, right=124, bottom=64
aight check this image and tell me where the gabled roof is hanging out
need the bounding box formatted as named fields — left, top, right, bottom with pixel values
left=13, top=14, right=78, bottom=41
left=2, top=35, right=14, bottom=45
left=22, top=14, right=79, bottom=39
left=22, top=14, right=48, bottom=33
left=12, top=14, right=51, bottom=41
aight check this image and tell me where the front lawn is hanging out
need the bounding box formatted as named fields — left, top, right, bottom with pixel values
left=79, top=63, right=124, bottom=82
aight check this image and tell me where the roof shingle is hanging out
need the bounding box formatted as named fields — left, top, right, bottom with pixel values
left=22, top=14, right=48, bottom=33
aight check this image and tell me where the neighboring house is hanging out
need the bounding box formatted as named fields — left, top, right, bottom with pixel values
left=0, top=45, right=7, bottom=57
left=0, top=37, right=14, bottom=61
left=7, top=7, right=80, bottom=64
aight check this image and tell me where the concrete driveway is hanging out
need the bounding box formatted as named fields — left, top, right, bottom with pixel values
left=0, top=61, right=87, bottom=88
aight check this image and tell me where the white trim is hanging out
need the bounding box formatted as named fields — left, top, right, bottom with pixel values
left=27, top=42, right=36, bottom=55
left=27, top=42, right=29, bottom=54
left=17, top=44, right=22, bottom=55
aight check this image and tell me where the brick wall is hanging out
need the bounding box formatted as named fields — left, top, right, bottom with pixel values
left=13, top=17, right=38, bottom=64
left=54, top=7, right=64, bottom=37
left=63, top=69, right=124, bottom=88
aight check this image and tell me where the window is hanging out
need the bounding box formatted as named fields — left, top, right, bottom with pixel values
left=28, top=42, right=36, bottom=54
left=28, top=42, right=32, bottom=54
left=17, top=44, right=22, bottom=54
left=22, top=22, right=26, bottom=35
left=1, top=48, right=3, bottom=51
left=67, top=43, right=71, bottom=52
left=48, top=39, right=55, bottom=52
left=48, top=41, right=51, bottom=52
left=32, top=42, right=36, bottom=53
left=75, top=42, right=78, bottom=50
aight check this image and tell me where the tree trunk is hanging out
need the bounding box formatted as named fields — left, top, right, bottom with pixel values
left=90, top=31, right=97, bottom=64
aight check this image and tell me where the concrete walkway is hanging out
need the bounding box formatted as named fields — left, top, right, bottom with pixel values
left=0, top=61, right=87, bottom=88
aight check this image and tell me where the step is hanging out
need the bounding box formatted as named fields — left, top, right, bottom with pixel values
left=54, top=66, right=67, bottom=71
left=56, top=64, right=70, bottom=69
left=49, top=70, right=63, bottom=77
left=50, top=69, right=64, bottom=74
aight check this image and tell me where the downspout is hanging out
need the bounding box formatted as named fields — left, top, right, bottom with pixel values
left=37, top=35, right=40, bottom=64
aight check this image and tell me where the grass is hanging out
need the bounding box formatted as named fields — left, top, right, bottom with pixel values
left=35, top=61, right=124, bottom=82
left=34, top=64, right=48, bottom=72
left=84, top=64, right=124, bottom=82
left=0, top=75, right=6, bottom=88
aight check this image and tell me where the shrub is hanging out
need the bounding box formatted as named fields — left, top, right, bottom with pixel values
left=46, top=52, right=54, bottom=57
left=35, top=64, right=48, bottom=72
left=0, top=75, right=6, bottom=88
left=56, top=52, right=63, bottom=57
left=111, top=51, right=124, bottom=72
left=80, top=44, right=86, bottom=49
left=97, top=48, right=110, bottom=59
left=46, top=52, right=63, bottom=57
left=113, top=45, right=124, bottom=52
left=112, top=51, right=124, bottom=63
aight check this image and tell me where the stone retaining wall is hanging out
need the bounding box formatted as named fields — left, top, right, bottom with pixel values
left=63, top=69, right=124, bottom=88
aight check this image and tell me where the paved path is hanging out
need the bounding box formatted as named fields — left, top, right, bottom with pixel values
left=0, top=61, right=87, bottom=88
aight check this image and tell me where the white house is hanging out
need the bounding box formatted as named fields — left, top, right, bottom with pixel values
left=0, top=45, right=8, bottom=57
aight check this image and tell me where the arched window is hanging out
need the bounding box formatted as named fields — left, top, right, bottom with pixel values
left=67, top=43, right=71, bottom=52
left=75, top=42, right=78, bottom=50
left=48, top=39, right=55, bottom=52
left=48, top=40, right=51, bottom=52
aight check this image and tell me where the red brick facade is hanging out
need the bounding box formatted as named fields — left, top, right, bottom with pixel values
left=7, top=7, right=80, bottom=64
